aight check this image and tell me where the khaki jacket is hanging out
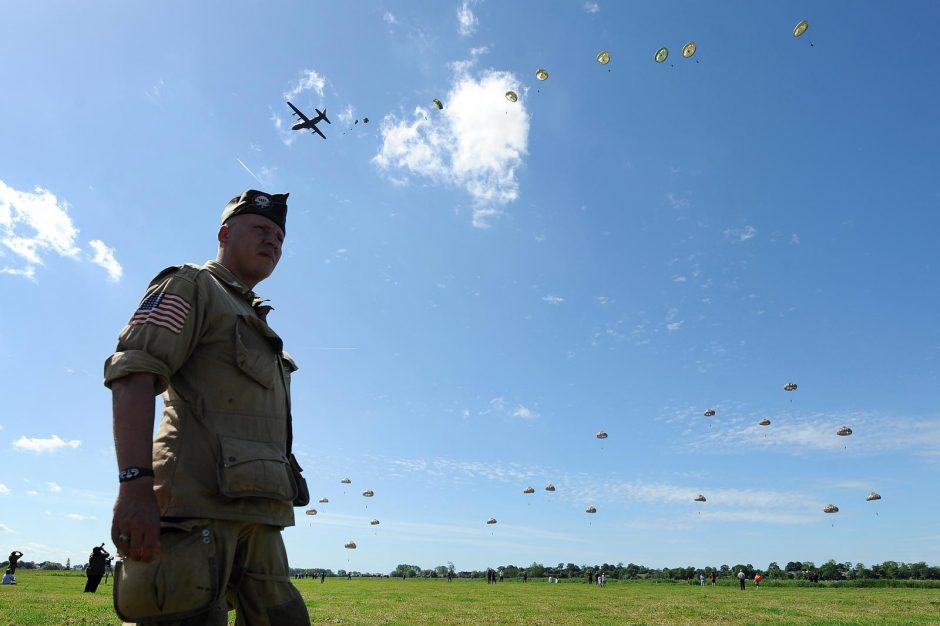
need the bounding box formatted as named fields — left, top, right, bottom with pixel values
left=104, top=261, right=297, bottom=527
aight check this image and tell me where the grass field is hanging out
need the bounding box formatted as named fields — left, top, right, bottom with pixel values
left=1, top=571, right=939, bottom=625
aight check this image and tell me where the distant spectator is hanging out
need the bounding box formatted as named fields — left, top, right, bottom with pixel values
left=523, top=571, right=528, bottom=583
left=7, top=551, right=22, bottom=575
left=84, top=545, right=111, bottom=593
left=737, top=570, right=746, bottom=590
left=1, top=569, right=14, bottom=585
left=754, top=573, right=763, bottom=590
left=710, top=571, right=717, bottom=586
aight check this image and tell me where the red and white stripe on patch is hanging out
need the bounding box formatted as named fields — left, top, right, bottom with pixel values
left=129, top=291, right=191, bottom=334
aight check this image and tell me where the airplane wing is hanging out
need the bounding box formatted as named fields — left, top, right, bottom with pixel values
left=312, top=125, right=326, bottom=139
left=287, top=101, right=310, bottom=123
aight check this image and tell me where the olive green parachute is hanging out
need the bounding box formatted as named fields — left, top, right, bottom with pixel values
left=432, top=99, right=443, bottom=110
left=486, top=517, right=497, bottom=525
left=318, top=497, right=329, bottom=503
left=824, top=504, right=839, bottom=513
left=370, top=518, right=381, bottom=525
left=585, top=506, right=597, bottom=514
left=784, top=382, right=798, bottom=392
left=793, top=20, right=809, bottom=38
left=362, top=490, right=374, bottom=497
left=305, top=508, right=317, bottom=516
left=682, top=42, right=696, bottom=58
left=866, top=492, right=882, bottom=501
left=596, top=50, right=610, bottom=65
left=655, top=47, right=668, bottom=63
left=505, top=91, right=518, bottom=103
left=523, top=486, right=535, bottom=494
left=596, top=431, right=608, bottom=439
left=535, top=68, right=549, bottom=81
left=759, top=418, right=771, bottom=426
left=545, top=483, right=556, bottom=492
left=694, top=494, right=706, bottom=502
left=704, top=409, right=716, bottom=417
left=341, top=478, right=351, bottom=484
left=837, top=426, right=853, bottom=436
left=345, top=541, right=357, bottom=549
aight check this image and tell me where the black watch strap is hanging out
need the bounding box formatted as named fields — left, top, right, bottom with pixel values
left=119, top=467, right=155, bottom=483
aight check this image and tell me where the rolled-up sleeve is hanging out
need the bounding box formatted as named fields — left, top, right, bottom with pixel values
left=103, top=267, right=203, bottom=395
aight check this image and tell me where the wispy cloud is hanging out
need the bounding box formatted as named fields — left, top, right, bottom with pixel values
left=25, top=490, right=38, bottom=496
left=667, top=192, right=690, bottom=210
left=13, top=435, right=82, bottom=454
left=47, top=482, right=62, bottom=493
left=0, top=484, right=9, bottom=494
left=282, top=69, right=326, bottom=100
left=723, top=225, right=757, bottom=242
left=457, top=1, right=478, bottom=36
left=65, top=513, right=96, bottom=521
left=87, top=239, right=122, bottom=281
left=511, top=405, right=538, bottom=419
left=542, top=294, right=564, bottom=304
left=383, top=11, right=398, bottom=26
left=584, top=1, right=600, bottom=13
left=374, top=69, right=529, bottom=228
left=0, top=524, right=12, bottom=532
left=144, top=78, right=165, bottom=105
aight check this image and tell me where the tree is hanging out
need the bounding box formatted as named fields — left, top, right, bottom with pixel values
left=766, top=562, right=782, bottom=579
left=528, top=562, right=545, bottom=578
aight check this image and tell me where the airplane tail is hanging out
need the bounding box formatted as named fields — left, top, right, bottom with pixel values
left=316, top=108, right=332, bottom=125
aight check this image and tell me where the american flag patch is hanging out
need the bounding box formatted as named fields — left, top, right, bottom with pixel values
left=129, top=292, right=191, bottom=334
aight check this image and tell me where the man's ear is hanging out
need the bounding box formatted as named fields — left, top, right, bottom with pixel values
left=218, top=223, right=230, bottom=246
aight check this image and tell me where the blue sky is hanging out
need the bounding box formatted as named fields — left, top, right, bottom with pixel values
left=2, top=0, right=939, bottom=573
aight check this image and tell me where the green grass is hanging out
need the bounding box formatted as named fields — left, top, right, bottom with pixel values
left=2, top=571, right=939, bottom=625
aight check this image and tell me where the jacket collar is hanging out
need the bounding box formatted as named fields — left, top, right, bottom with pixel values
left=204, top=261, right=274, bottom=320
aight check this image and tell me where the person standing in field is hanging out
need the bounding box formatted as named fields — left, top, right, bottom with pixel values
left=699, top=573, right=705, bottom=586
left=7, top=551, right=22, bottom=575
left=84, top=545, right=111, bottom=592
left=737, top=570, right=746, bottom=590
left=754, top=572, right=762, bottom=590
left=105, top=190, right=310, bottom=625
left=710, top=571, right=717, bottom=586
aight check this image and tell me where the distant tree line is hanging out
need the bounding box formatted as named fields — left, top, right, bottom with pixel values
left=283, top=560, right=940, bottom=581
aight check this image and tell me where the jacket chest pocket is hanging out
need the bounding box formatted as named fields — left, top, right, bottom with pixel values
left=218, top=435, right=295, bottom=501
left=234, top=316, right=279, bottom=389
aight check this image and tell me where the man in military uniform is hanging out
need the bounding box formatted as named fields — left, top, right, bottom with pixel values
left=85, top=544, right=111, bottom=593
left=104, top=190, right=310, bottom=625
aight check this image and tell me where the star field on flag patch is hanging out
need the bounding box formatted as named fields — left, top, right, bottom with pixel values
left=129, top=291, right=191, bottom=334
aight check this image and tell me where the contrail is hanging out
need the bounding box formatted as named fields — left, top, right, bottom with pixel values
left=236, top=158, right=263, bottom=184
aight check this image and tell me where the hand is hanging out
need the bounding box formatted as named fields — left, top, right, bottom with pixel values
left=111, top=480, right=161, bottom=562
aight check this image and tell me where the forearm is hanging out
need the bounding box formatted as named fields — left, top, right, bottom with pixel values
left=111, top=371, right=158, bottom=470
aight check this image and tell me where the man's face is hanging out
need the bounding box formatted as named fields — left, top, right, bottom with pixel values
left=219, top=213, right=284, bottom=287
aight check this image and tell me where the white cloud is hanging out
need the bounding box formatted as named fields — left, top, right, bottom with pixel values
left=0, top=524, right=12, bottom=532
left=791, top=233, right=801, bottom=245
left=383, top=11, right=398, bottom=26
left=666, top=321, right=683, bottom=331
left=87, top=239, right=122, bottom=281
left=65, top=513, right=96, bottom=521
left=723, top=225, right=757, bottom=242
left=584, top=1, right=600, bottom=13
left=282, top=69, right=326, bottom=100
left=338, top=104, right=355, bottom=125
left=511, top=405, right=538, bottom=419
left=457, top=1, right=478, bottom=36
left=542, top=294, right=564, bottom=304
left=13, top=435, right=82, bottom=454
left=25, top=490, right=38, bottom=496
left=144, top=78, right=165, bottom=105
left=667, top=192, right=690, bottom=210
left=47, top=482, right=62, bottom=493
left=0, top=484, right=9, bottom=494
left=374, top=69, right=529, bottom=228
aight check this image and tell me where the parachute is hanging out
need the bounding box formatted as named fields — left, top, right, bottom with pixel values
left=759, top=418, right=771, bottom=426
left=486, top=517, right=497, bottom=525
left=432, top=98, right=443, bottom=110
left=836, top=426, right=853, bottom=437
left=305, top=508, right=317, bottom=516
left=784, top=382, right=798, bottom=392
left=341, top=478, right=352, bottom=484
left=596, top=431, right=608, bottom=439
left=655, top=47, right=668, bottom=63
left=344, top=541, right=357, bottom=549
left=535, top=68, right=549, bottom=81
left=694, top=495, right=706, bottom=502
left=318, top=497, right=329, bottom=503
left=523, top=486, right=535, bottom=494
left=370, top=518, right=380, bottom=525
left=704, top=409, right=716, bottom=417
left=362, top=490, right=374, bottom=497
left=545, top=483, right=556, bottom=492
left=824, top=504, right=839, bottom=513
left=866, top=492, right=882, bottom=501
left=596, top=50, right=610, bottom=65
left=363, top=117, right=369, bottom=124
left=793, top=20, right=809, bottom=38
left=682, top=42, right=696, bottom=58
left=585, top=506, right=597, bottom=514
left=505, top=91, right=518, bottom=103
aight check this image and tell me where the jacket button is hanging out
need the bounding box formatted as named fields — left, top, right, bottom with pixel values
left=228, top=456, right=236, bottom=462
